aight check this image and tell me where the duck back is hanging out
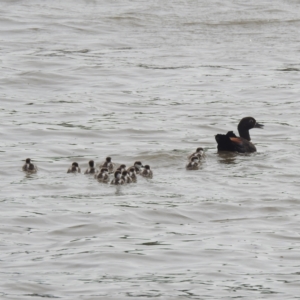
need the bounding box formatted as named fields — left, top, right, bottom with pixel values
left=215, top=131, right=256, bottom=153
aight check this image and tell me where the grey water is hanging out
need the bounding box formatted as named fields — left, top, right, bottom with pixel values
left=1, top=0, right=300, bottom=299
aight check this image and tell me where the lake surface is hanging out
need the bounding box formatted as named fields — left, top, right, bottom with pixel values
left=1, top=0, right=300, bottom=299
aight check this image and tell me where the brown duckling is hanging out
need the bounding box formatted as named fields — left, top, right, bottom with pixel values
left=140, top=165, right=153, bottom=179
left=22, top=158, right=37, bottom=173
left=95, top=167, right=110, bottom=183
left=67, top=162, right=81, bottom=173
left=84, top=160, right=96, bottom=174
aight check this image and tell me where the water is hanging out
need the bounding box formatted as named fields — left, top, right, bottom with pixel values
left=1, top=1, right=300, bottom=299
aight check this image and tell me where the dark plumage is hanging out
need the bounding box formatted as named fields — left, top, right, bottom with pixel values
left=188, top=147, right=204, bottom=160
left=95, top=167, right=110, bottom=183
left=215, top=117, right=263, bottom=153
left=67, top=162, right=81, bottom=173
left=121, top=170, right=132, bottom=184
left=111, top=170, right=125, bottom=185
left=140, top=165, right=153, bottom=179
left=84, top=160, right=96, bottom=174
left=22, top=158, right=37, bottom=173
left=101, top=157, right=114, bottom=173
left=186, top=156, right=200, bottom=170
left=117, top=164, right=126, bottom=173
left=127, top=161, right=143, bottom=174
left=128, top=167, right=137, bottom=183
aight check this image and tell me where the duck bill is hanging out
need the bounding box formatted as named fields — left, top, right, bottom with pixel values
left=254, top=122, right=264, bottom=129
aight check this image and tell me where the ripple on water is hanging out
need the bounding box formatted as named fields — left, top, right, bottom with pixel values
left=1, top=0, right=300, bottom=299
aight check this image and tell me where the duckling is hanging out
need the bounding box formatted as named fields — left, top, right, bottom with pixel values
left=186, top=156, right=200, bottom=170
left=84, top=160, right=96, bottom=174
left=101, top=157, right=114, bottom=173
left=188, top=147, right=204, bottom=160
left=116, top=164, right=126, bottom=173
left=127, top=161, right=144, bottom=174
left=22, top=158, right=37, bottom=173
left=95, top=167, right=110, bottom=183
left=111, top=170, right=125, bottom=185
left=140, top=165, right=153, bottom=179
left=67, top=162, right=81, bottom=173
left=128, top=167, right=137, bottom=183
left=121, top=170, right=132, bottom=184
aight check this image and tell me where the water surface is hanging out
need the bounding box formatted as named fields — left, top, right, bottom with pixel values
left=1, top=0, right=300, bottom=299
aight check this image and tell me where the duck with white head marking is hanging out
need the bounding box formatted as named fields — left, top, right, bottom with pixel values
left=111, top=170, right=125, bottom=185
left=188, top=147, right=204, bottom=160
left=186, top=156, right=200, bottom=170
left=117, top=164, right=126, bottom=173
left=121, top=170, right=132, bottom=184
left=127, top=161, right=144, bottom=174
left=140, top=165, right=153, bottom=179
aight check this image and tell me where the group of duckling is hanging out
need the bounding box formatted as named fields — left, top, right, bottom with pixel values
left=22, top=157, right=153, bottom=185
left=22, top=117, right=265, bottom=182
left=185, top=147, right=205, bottom=170
left=22, top=147, right=204, bottom=183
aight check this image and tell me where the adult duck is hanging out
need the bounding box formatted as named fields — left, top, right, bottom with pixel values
left=215, top=117, right=263, bottom=153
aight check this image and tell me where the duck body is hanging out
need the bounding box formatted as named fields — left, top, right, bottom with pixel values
left=188, top=147, right=204, bottom=160
left=215, top=131, right=256, bottom=153
left=140, top=165, right=153, bottom=179
left=121, top=170, right=132, bottom=184
left=128, top=167, right=137, bottom=183
left=22, top=158, right=37, bottom=173
left=186, top=156, right=200, bottom=170
left=111, top=170, right=125, bottom=185
left=215, top=117, right=263, bottom=153
left=127, top=161, right=143, bottom=174
left=101, top=157, right=114, bottom=173
left=84, top=160, right=96, bottom=174
left=116, top=164, right=126, bottom=173
left=95, top=168, right=110, bottom=183
left=67, top=162, right=81, bottom=173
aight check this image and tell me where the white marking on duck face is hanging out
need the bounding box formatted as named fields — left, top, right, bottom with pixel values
left=135, top=163, right=142, bottom=169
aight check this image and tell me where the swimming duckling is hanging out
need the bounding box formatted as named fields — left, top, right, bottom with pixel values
left=121, top=170, right=132, bottom=184
left=22, top=158, right=37, bottom=173
left=67, top=162, right=81, bottom=173
left=186, top=156, right=200, bottom=170
left=215, top=117, right=264, bottom=153
left=101, top=157, right=114, bottom=173
left=95, top=167, right=110, bottom=183
left=188, top=147, right=204, bottom=160
left=84, top=160, right=96, bottom=174
left=140, top=165, right=153, bottom=179
left=128, top=167, right=137, bottom=183
left=117, top=164, right=126, bottom=172
left=127, top=161, right=143, bottom=174
left=111, top=170, right=125, bottom=185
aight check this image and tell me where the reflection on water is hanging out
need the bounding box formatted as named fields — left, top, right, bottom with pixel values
left=217, top=152, right=238, bottom=165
